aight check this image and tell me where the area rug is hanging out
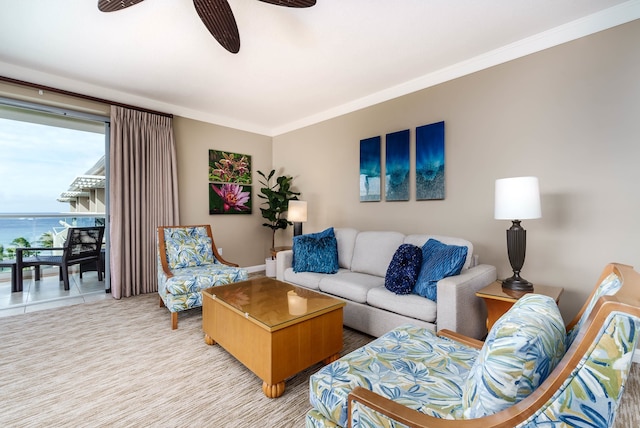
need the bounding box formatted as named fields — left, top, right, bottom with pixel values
left=0, top=293, right=638, bottom=427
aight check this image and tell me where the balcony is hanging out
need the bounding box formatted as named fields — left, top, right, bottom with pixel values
left=0, top=213, right=108, bottom=317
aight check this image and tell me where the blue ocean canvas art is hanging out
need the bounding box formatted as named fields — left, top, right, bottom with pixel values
left=416, top=121, right=445, bottom=200
left=385, top=129, right=410, bottom=201
left=360, top=136, right=381, bottom=201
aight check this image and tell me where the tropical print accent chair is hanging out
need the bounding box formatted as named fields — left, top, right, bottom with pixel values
left=157, top=225, right=248, bottom=329
left=305, top=263, right=640, bottom=428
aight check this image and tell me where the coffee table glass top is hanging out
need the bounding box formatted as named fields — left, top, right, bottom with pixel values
left=205, top=277, right=345, bottom=329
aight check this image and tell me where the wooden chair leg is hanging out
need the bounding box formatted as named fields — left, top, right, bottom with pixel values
left=171, top=312, right=178, bottom=330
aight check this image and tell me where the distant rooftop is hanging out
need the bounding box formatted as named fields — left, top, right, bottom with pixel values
left=57, top=156, right=105, bottom=203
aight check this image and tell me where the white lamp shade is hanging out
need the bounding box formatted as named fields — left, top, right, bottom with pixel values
left=494, top=176, right=541, bottom=220
left=288, top=200, right=307, bottom=222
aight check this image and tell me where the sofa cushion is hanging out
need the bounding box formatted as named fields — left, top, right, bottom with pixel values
left=367, top=287, right=437, bottom=323
left=413, top=239, right=468, bottom=301
left=404, top=234, right=473, bottom=270
left=350, top=231, right=405, bottom=277
left=384, top=244, right=423, bottom=294
left=334, top=228, right=359, bottom=270
left=282, top=268, right=330, bottom=290
left=462, top=294, right=566, bottom=419
left=319, top=271, right=384, bottom=303
left=292, top=228, right=339, bottom=274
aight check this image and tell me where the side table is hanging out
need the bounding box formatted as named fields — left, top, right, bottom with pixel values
left=270, top=246, right=292, bottom=259
left=476, top=281, right=564, bottom=331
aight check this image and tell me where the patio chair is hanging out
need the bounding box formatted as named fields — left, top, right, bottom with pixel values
left=157, top=225, right=248, bottom=329
left=15, top=226, right=105, bottom=292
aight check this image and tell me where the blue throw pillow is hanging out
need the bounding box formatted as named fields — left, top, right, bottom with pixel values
left=292, top=227, right=334, bottom=267
left=413, top=239, right=468, bottom=301
left=384, top=244, right=423, bottom=295
left=304, top=227, right=335, bottom=239
left=292, top=228, right=339, bottom=274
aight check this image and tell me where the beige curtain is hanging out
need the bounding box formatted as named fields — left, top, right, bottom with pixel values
left=109, top=106, right=179, bottom=298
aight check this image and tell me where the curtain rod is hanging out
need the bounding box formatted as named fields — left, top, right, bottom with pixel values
left=0, top=75, right=173, bottom=118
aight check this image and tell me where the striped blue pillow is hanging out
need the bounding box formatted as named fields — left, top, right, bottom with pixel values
left=413, top=239, right=468, bottom=301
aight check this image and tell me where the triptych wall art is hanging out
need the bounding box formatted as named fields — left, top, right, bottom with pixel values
left=359, top=136, right=382, bottom=201
left=359, top=121, right=445, bottom=202
left=208, top=150, right=252, bottom=214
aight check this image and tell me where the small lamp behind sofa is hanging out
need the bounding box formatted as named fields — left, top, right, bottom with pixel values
left=288, top=200, right=307, bottom=237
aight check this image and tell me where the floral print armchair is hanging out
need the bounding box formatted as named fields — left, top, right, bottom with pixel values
left=157, top=225, right=248, bottom=329
left=306, top=263, right=640, bottom=428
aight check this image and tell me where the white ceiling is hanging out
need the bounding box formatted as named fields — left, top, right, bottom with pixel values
left=0, top=0, right=638, bottom=136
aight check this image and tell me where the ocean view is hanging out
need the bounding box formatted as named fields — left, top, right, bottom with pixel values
left=0, top=217, right=101, bottom=249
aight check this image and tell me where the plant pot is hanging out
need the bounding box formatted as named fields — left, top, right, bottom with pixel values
left=265, top=258, right=277, bottom=278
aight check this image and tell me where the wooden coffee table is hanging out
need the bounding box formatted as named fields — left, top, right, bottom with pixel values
left=202, top=277, right=346, bottom=398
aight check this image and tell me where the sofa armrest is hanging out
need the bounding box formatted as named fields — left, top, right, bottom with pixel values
left=436, top=264, right=497, bottom=339
left=276, top=249, right=293, bottom=281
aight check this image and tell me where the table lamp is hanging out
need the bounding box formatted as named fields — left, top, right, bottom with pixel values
left=494, top=176, right=541, bottom=291
left=288, top=200, right=307, bottom=237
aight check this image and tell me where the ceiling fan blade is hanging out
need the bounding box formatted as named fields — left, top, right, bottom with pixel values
left=193, top=0, right=240, bottom=54
left=98, top=0, right=145, bottom=13
left=258, top=0, right=316, bottom=7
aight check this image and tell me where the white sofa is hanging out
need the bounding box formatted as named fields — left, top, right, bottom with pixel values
left=276, top=228, right=497, bottom=339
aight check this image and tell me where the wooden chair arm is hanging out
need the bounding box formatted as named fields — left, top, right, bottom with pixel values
left=211, top=247, right=239, bottom=267
left=437, top=329, right=484, bottom=349
left=348, top=387, right=488, bottom=428
left=348, top=386, right=533, bottom=428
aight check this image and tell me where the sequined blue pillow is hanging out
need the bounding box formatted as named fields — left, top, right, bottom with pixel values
left=413, top=239, right=468, bottom=301
left=292, top=229, right=339, bottom=274
left=384, top=244, right=423, bottom=295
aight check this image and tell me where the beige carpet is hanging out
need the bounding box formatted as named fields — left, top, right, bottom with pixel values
left=0, top=294, right=638, bottom=427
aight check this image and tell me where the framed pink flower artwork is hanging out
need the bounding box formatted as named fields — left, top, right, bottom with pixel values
left=209, top=150, right=253, bottom=214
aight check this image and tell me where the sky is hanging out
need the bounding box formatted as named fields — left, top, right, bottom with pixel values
left=0, top=118, right=105, bottom=213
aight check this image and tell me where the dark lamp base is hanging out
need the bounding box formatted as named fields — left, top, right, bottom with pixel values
left=502, top=275, right=534, bottom=292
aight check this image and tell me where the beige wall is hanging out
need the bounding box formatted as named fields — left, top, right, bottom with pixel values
left=2, top=20, right=639, bottom=323
left=272, top=20, right=640, bottom=322
left=173, top=117, right=275, bottom=267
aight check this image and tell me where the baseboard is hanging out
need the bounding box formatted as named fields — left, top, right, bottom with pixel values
left=634, top=352, right=640, bottom=364
left=245, top=264, right=266, bottom=274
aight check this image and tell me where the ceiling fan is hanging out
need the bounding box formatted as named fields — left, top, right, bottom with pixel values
left=97, top=0, right=316, bottom=54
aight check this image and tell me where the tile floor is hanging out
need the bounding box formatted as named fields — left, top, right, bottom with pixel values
left=0, top=268, right=109, bottom=318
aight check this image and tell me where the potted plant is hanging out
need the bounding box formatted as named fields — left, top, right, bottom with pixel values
left=257, top=169, right=300, bottom=275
